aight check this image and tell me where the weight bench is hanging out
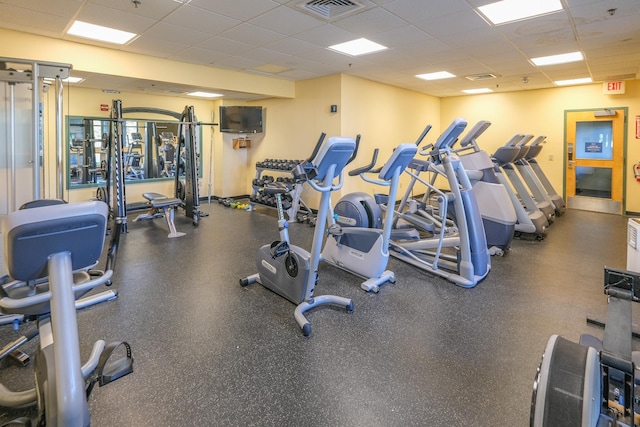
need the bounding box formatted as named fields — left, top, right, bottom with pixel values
left=134, top=192, right=185, bottom=238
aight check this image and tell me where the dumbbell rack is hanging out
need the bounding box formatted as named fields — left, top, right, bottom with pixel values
left=250, top=159, right=312, bottom=221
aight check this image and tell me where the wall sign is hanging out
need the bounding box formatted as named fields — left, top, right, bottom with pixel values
left=603, top=81, right=625, bottom=94
left=100, top=104, right=109, bottom=112
left=585, top=141, right=603, bottom=153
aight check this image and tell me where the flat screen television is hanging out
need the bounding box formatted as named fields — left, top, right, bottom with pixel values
left=219, top=106, right=263, bottom=134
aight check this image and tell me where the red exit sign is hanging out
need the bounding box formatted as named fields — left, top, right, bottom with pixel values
left=603, top=81, right=625, bottom=94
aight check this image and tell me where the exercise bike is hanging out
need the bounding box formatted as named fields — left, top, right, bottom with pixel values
left=240, top=133, right=357, bottom=336
left=531, top=267, right=640, bottom=427
left=0, top=201, right=133, bottom=426
left=321, top=142, right=417, bottom=293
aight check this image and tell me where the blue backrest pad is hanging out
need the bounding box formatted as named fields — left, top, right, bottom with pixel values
left=3, top=201, right=108, bottom=281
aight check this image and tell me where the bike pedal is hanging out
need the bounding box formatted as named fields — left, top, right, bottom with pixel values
left=98, top=341, right=134, bottom=387
left=9, top=349, right=30, bottom=366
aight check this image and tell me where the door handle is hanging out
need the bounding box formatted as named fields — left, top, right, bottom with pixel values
left=568, top=142, right=574, bottom=168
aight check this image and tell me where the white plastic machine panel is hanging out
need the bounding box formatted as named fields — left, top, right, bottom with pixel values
left=628, top=218, right=640, bottom=273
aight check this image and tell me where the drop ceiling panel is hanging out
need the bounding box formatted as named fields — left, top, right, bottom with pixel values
left=0, top=0, right=638, bottom=99
left=463, top=40, right=518, bottom=59
left=398, top=38, right=457, bottom=58
left=278, top=68, right=320, bottom=80
left=218, top=23, right=286, bottom=47
left=373, top=25, right=433, bottom=47
left=213, top=55, right=266, bottom=71
left=507, top=30, right=576, bottom=51
left=128, top=36, right=189, bottom=57
left=519, top=42, right=584, bottom=58
left=189, top=0, right=281, bottom=21
left=540, top=64, right=591, bottom=79
left=331, top=7, right=407, bottom=36
left=585, top=43, right=640, bottom=60
left=591, top=63, right=639, bottom=77
left=248, top=6, right=325, bottom=36
left=489, top=63, right=540, bottom=78
left=437, top=26, right=505, bottom=49
left=261, top=37, right=321, bottom=56
left=569, top=0, right=640, bottom=22
left=383, top=0, right=470, bottom=23
left=173, top=47, right=232, bottom=65
left=415, top=9, right=489, bottom=38
left=2, top=0, right=83, bottom=19
left=241, top=47, right=295, bottom=65
left=0, top=4, right=69, bottom=36
left=75, top=3, right=157, bottom=34
left=139, top=22, right=211, bottom=47
left=278, top=55, right=336, bottom=73
left=163, top=5, right=241, bottom=36
left=293, top=24, right=359, bottom=47
left=197, top=37, right=254, bottom=56
left=88, top=0, right=181, bottom=20
left=576, top=15, right=640, bottom=38
left=497, top=14, right=572, bottom=38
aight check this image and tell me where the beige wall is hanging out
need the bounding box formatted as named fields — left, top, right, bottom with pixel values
left=340, top=74, right=440, bottom=196
left=6, top=28, right=640, bottom=212
left=243, top=74, right=440, bottom=207
left=441, top=80, right=640, bottom=213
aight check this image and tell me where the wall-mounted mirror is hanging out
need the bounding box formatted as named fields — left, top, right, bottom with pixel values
left=66, top=116, right=201, bottom=189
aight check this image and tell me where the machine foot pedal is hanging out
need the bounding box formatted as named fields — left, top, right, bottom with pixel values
left=9, top=349, right=30, bottom=366
left=98, top=341, right=134, bottom=386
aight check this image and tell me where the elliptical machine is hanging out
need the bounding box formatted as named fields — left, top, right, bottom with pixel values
left=389, top=118, right=491, bottom=288
left=322, top=142, right=418, bottom=293
left=240, top=133, right=357, bottom=337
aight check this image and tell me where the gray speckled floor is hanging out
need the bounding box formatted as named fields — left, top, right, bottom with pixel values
left=0, top=204, right=633, bottom=426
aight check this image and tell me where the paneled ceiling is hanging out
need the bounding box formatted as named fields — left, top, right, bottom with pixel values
left=0, top=0, right=638, bottom=99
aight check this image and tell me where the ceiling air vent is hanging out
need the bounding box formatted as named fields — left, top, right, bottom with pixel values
left=297, top=0, right=365, bottom=20
left=465, top=73, right=500, bottom=81
left=605, top=73, right=635, bottom=81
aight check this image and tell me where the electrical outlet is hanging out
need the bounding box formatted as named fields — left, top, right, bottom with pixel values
left=548, top=154, right=554, bottom=161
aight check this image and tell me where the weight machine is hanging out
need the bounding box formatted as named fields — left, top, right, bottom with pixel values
left=97, top=101, right=212, bottom=235
left=0, top=57, right=70, bottom=214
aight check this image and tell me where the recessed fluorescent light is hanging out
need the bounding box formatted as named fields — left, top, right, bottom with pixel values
left=462, top=88, right=493, bottom=94
left=44, top=76, right=84, bottom=84
left=67, top=21, right=137, bottom=45
left=328, top=38, right=388, bottom=56
left=416, top=71, right=456, bottom=81
left=478, top=0, right=563, bottom=25
left=63, top=76, right=85, bottom=84
left=554, top=77, right=592, bottom=86
left=187, top=91, right=223, bottom=98
left=531, top=51, right=583, bottom=66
